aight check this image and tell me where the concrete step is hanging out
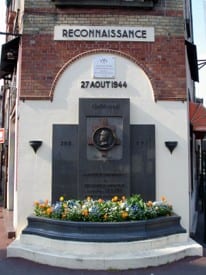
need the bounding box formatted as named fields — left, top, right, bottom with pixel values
left=7, top=233, right=203, bottom=270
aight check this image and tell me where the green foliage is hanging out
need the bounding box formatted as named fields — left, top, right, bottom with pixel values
left=33, top=195, right=173, bottom=222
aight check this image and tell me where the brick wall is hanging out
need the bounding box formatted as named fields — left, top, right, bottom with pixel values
left=24, top=0, right=184, bottom=11
left=20, top=0, right=186, bottom=101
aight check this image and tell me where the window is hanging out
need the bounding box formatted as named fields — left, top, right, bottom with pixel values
left=51, top=0, right=158, bottom=9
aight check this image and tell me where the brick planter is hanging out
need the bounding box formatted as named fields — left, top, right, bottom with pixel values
left=22, top=215, right=186, bottom=242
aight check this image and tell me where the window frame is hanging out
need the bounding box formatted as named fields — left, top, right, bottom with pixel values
left=51, top=0, right=158, bottom=9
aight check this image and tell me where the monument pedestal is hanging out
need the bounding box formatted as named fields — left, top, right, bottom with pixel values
left=7, top=215, right=202, bottom=270
left=7, top=233, right=202, bottom=270
left=21, top=215, right=186, bottom=242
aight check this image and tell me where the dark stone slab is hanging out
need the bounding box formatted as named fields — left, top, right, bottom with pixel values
left=52, top=125, right=78, bottom=202
left=22, top=215, right=186, bottom=242
left=78, top=98, right=130, bottom=199
left=52, top=100, right=156, bottom=203
left=130, top=125, right=155, bottom=201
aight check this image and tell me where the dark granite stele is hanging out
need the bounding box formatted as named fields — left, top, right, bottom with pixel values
left=22, top=215, right=186, bottom=242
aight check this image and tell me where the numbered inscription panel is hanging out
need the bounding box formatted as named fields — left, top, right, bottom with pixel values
left=52, top=125, right=78, bottom=202
left=130, top=125, right=155, bottom=201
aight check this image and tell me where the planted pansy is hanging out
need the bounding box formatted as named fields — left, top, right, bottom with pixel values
left=33, top=194, right=173, bottom=222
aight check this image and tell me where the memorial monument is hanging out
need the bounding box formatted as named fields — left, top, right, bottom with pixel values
left=52, top=98, right=155, bottom=202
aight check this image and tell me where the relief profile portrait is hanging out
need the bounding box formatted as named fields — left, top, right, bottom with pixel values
left=93, top=127, right=116, bottom=151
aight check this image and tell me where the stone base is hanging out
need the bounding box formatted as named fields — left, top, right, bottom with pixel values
left=7, top=233, right=202, bottom=270
left=7, top=216, right=203, bottom=270
left=22, top=215, right=186, bottom=242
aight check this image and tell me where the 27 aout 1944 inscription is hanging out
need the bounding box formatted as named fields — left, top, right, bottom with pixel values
left=81, top=81, right=127, bottom=89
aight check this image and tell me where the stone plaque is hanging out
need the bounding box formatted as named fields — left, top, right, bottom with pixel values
left=130, top=125, right=155, bottom=201
left=78, top=98, right=130, bottom=199
left=52, top=125, right=78, bottom=202
left=93, top=56, right=115, bottom=78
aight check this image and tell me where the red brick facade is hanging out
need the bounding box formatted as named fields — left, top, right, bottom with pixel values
left=20, top=3, right=187, bottom=101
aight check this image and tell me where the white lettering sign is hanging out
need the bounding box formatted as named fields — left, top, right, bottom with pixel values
left=54, top=26, right=155, bottom=42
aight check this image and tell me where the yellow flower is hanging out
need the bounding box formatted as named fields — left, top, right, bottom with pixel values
left=112, top=196, right=118, bottom=202
left=64, top=208, right=69, bottom=215
left=86, top=196, right=92, bottom=201
left=62, top=213, right=67, bottom=219
left=103, top=214, right=108, bottom=220
left=121, top=196, right=126, bottom=202
left=63, top=203, right=67, bottom=208
left=59, top=196, right=64, bottom=202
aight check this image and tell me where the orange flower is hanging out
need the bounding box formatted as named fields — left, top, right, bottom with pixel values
left=40, top=203, right=45, bottom=209
left=45, top=199, right=49, bottom=205
left=146, top=201, right=153, bottom=207
left=46, top=207, right=53, bottom=215
left=98, top=198, right=104, bottom=203
left=121, top=211, right=129, bottom=219
left=34, top=201, right=40, bottom=207
left=161, top=196, right=167, bottom=202
left=82, top=209, right=89, bottom=217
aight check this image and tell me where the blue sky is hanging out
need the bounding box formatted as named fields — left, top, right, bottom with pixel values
left=192, top=0, right=206, bottom=104
left=0, top=1, right=206, bottom=102
left=192, top=0, right=206, bottom=55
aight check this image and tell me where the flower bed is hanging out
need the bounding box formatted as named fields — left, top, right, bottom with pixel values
left=33, top=194, right=173, bottom=222
left=22, top=195, right=186, bottom=242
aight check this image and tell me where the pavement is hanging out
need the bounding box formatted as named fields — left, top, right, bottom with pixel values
left=1, top=204, right=206, bottom=274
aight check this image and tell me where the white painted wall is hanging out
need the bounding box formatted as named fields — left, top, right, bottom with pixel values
left=15, top=53, right=190, bottom=234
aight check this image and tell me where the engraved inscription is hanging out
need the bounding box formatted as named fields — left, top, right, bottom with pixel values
left=60, top=140, right=72, bottom=146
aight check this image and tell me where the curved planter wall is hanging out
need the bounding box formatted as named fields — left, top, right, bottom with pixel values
left=22, top=215, right=186, bottom=242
